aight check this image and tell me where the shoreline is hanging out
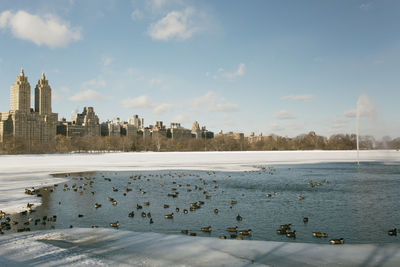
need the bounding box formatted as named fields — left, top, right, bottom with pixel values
left=1, top=228, right=399, bottom=266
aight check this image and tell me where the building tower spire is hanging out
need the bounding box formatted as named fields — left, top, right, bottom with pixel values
left=35, top=72, right=52, bottom=114
left=10, top=69, right=30, bottom=112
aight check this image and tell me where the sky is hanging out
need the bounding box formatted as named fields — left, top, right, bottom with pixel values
left=0, top=0, right=399, bottom=138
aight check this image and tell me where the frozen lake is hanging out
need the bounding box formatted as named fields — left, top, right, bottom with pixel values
left=1, top=151, right=400, bottom=266
left=6, top=161, right=400, bottom=244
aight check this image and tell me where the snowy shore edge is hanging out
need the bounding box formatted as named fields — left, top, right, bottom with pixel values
left=1, top=228, right=400, bottom=266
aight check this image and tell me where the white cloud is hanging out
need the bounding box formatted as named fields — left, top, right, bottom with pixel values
left=273, top=110, right=296, bottom=120
left=214, top=63, right=246, bottom=80
left=172, top=113, right=191, bottom=124
left=102, top=57, right=113, bottom=67
left=149, top=78, right=162, bottom=87
left=68, top=89, right=104, bottom=102
left=153, top=103, right=174, bottom=114
left=144, top=0, right=183, bottom=14
left=267, top=122, right=304, bottom=136
left=281, top=94, right=315, bottom=101
left=360, top=3, right=372, bottom=11
left=121, top=95, right=174, bottom=114
left=81, top=78, right=107, bottom=89
left=344, top=94, right=376, bottom=118
left=188, top=91, right=239, bottom=113
left=147, top=8, right=197, bottom=41
left=208, top=103, right=239, bottom=112
left=131, top=9, right=144, bottom=20
left=121, top=95, right=153, bottom=109
left=0, top=10, right=81, bottom=48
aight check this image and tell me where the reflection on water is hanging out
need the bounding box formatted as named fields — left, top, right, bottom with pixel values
left=5, top=162, right=400, bottom=244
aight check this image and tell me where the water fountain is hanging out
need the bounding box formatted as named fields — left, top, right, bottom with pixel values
left=356, top=98, right=360, bottom=166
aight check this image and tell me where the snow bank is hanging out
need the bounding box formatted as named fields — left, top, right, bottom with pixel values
left=0, top=150, right=399, bottom=214
left=0, top=228, right=399, bottom=267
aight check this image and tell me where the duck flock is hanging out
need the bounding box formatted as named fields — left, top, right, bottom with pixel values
left=0, top=166, right=399, bottom=245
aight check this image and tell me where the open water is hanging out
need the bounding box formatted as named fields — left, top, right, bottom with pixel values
left=7, top=162, right=400, bottom=244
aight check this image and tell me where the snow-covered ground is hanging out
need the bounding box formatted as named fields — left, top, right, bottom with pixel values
left=0, top=151, right=399, bottom=266
left=1, top=228, right=400, bottom=267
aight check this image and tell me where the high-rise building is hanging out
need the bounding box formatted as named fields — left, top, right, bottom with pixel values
left=57, top=107, right=101, bottom=137
left=0, top=69, right=58, bottom=144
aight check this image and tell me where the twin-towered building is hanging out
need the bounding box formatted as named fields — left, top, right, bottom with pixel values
left=0, top=69, right=58, bottom=144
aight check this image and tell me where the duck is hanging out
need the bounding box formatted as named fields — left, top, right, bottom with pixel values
left=201, top=226, right=212, bottom=232
left=277, top=229, right=287, bottom=235
left=266, top=194, right=272, bottom=198
left=128, top=211, right=134, bottom=217
left=147, top=212, right=151, bottom=218
left=183, top=209, right=188, bottom=214
left=214, top=209, right=219, bottom=214
left=110, top=221, right=119, bottom=228
left=141, top=212, right=146, bottom=217
left=112, top=200, right=117, bottom=205
left=144, top=202, right=150, bottom=206
left=219, top=235, right=227, bottom=239
left=388, top=228, right=397, bottom=236
left=149, top=218, right=154, bottom=224
left=164, top=213, right=174, bottom=219
left=303, top=217, right=309, bottom=223
left=330, top=238, right=344, bottom=244
left=286, top=231, right=296, bottom=238
left=226, top=226, right=238, bottom=232
left=239, top=229, right=252, bottom=235
left=313, top=232, right=328, bottom=238
left=298, top=196, right=305, bottom=200
left=181, top=229, right=189, bottom=235
left=163, top=204, right=169, bottom=208
left=231, top=200, right=237, bottom=205
left=189, top=232, right=197, bottom=236
left=175, top=208, right=180, bottom=212
left=107, top=197, right=114, bottom=201
left=236, top=214, right=243, bottom=221
left=280, top=224, right=291, bottom=230
left=136, top=204, right=143, bottom=210
left=230, top=234, right=237, bottom=238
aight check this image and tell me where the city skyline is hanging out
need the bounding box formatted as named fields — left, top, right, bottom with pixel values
left=1, top=1, right=399, bottom=138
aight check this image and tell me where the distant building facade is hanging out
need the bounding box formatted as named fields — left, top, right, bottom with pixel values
left=248, top=132, right=265, bottom=143
left=0, top=69, right=58, bottom=144
left=168, top=122, right=192, bottom=139
left=57, top=107, right=100, bottom=137
left=215, top=130, right=244, bottom=140
left=191, top=121, right=214, bottom=139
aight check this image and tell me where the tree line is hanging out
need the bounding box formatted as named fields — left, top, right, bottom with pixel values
left=1, top=133, right=399, bottom=154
